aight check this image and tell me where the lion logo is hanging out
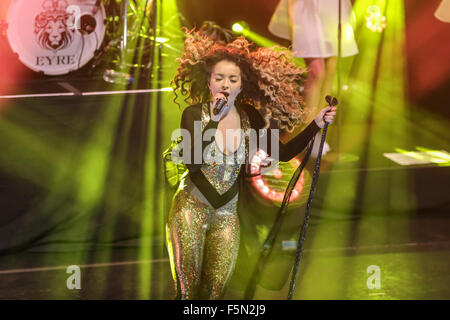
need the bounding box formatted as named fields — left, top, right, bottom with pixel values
left=34, top=0, right=75, bottom=52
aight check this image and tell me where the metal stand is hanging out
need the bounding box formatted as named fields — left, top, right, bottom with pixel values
left=337, top=0, right=342, bottom=153
left=287, top=96, right=338, bottom=300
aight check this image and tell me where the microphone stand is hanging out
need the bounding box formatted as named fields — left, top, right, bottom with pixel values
left=287, top=123, right=328, bottom=299
left=287, top=96, right=338, bottom=300
left=337, top=0, right=341, bottom=155
left=243, top=97, right=337, bottom=300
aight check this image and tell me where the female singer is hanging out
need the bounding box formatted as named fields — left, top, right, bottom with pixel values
left=166, top=27, right=337, bottom=299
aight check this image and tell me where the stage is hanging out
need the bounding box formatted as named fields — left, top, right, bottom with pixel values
left=0, top=0, right=449, bottom=300
left=0, top=89, right=448, bottom=299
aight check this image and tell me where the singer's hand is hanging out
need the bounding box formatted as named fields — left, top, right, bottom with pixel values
left=210, top=92, right=230, bottom=122
left=314, top=106, right=337, bottom=128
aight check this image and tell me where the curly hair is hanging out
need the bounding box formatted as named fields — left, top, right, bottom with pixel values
left=172, top=27, right=309, bottom=131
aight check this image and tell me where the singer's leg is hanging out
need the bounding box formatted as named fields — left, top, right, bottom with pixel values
left=198, top=201, right=240, bottom=299
left=304, top=57, right=326, bottom=123
left=167, top=189, right=209, bottom=299
left=321, top=56, right=337, bottom=102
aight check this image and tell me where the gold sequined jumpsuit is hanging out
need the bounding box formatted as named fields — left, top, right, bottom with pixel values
left=167, top=103, right=249, bottom=300
left=166, top=102, right=320, bottom=299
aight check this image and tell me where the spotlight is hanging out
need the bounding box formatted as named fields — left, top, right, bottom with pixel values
left=155, top=37, right=169, bottom=43
left=232, top=21, right=250, bottom=34
left=231, top=21, right=277, bottom=47
left=250, top=151, right=306, bottom=203
left=365, top=6, right=386, bottom=32
left=232, top=23, right=244, bottom=33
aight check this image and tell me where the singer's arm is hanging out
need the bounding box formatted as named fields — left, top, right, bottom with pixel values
left=273, top=105, right=336, bottom=160
left=270, top=121, right=320, bottom=161
left=243, top=103, right=320, bottom=161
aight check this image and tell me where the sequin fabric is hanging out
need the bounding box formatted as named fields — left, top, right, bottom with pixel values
left=166, top=104, right=250, bottom=299
left=200, top=104, right=246, bottom=195
left=167, top=187, right=240, bottom=299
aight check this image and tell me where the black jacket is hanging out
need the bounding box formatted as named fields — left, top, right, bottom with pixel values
left=179, top=102, right=320, bottom=209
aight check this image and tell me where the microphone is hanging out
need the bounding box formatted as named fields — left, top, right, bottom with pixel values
left=325, top=95, right=338, bottom=106
left=213, top=92, right=229, bottom=115
left=324, top=95, right=338, bottom=124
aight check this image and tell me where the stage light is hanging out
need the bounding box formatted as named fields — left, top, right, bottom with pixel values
left=365, top=5, right=386, bottom=32
left=231, top=21, right=278, bottom=48
left=384, top=148, right=450, bottom=166
left=273, top=168, right=283, bottom=179
left=250, top=151, right=306, bottom=203
left=415, top=147, right=450, bottom=165
left=141, top=0, right=183, bottom=300
left=232, top=22, right=244, bottom=33
left=155, top=37, right=169, bottom=43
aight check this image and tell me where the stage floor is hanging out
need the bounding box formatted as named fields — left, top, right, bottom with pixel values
left=0, top=214, right=449, bottom=299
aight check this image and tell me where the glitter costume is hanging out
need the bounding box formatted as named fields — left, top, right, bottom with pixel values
left=166, top=102, right=320, bottom=299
